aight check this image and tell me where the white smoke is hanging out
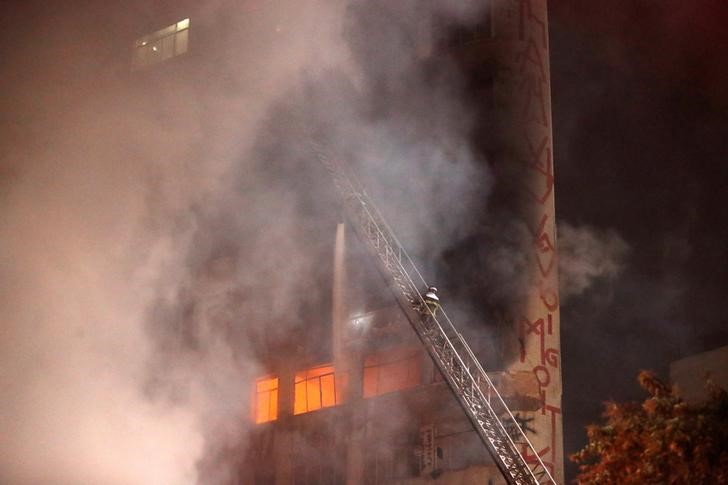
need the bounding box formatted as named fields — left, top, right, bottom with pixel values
left=557, top=222, right=630, bottom=302
left=0, top=0, right=493, bottom=484
left=0, top=1, right=348, bottom=482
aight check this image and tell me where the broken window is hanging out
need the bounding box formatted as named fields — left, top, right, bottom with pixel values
left=294, top=364, right=345, bottom=415
left=254, top=376, right=279, bottom=423
left=363, top=347, right=422, bottom=398
left=132, top=18, right=190, bottom=70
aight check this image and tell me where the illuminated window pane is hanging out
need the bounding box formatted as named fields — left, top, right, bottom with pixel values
left=306, top=378, right=322, bottom=410
left=256, top=390, right=270, bottom=423
left=320, top=374, right=336, bottom=408
left=307, top=366, right=336, bottom=379
left=175, top=29, right=189, bottom=56
left=293, top=365, right=344, bottom=415
left=269, top=389, right=278, bottom=420
left=257, top=377, right=278, bottom=392
left=363, top=348, right=422, bottom=398
left=294, top=380, right=307, bottom=415
left=254, top=376, right=278, bottom=423
left=132, top=17, right=190, bottom=71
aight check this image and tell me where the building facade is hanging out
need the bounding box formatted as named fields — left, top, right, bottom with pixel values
left=670, top=345, right=728, bottom=403
left=123, top=1, right=563, bottom=483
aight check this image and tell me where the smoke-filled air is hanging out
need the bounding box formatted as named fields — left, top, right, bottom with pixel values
left=0, top=1, right=500, bottom=483
left=0, top=0, right=641, bottom=483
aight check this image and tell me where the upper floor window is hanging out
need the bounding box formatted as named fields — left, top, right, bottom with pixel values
left=254, top=375, right=279, bottom=424
left=294, top=364, right=345, bottom=415
left=132, top=18, right=190, bottom=71
left=363, top=347, right=422, bottom=398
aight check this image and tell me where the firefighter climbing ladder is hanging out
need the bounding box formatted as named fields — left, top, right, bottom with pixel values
left=312, top=143, right=557, bottom=485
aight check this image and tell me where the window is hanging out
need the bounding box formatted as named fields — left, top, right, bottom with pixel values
left=363, top=347, right=421, bottom=398
left=132, top=18, right=190, bottom=70
left=254, top=376, right=279, bottom=423
left=294, top=365, right=345, bottom=415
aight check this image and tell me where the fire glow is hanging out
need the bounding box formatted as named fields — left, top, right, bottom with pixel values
left=253, top=346, right=423, bottom=424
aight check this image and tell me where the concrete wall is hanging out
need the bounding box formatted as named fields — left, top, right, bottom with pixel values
left=670, top=345, right=728, bottom=403
left=491, top=1, right=564, bottom=481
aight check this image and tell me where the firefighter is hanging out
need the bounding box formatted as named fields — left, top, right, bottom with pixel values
left=423, top=286, right=440, bottom=315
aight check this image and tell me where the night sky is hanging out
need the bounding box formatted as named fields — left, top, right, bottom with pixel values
left=548, top=0, right=728, bottom=476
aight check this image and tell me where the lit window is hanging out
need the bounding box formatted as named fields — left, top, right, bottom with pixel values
left=363, top=347, right=421, bottom=398
left=294, top=365, right=345, bottom=415
left=132, top=17, right=190, bottom=70
left=254, top=376, right=279, bottom=423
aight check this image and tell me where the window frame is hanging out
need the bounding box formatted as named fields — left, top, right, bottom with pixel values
left=293, top=364, right=345, bottom=415
left=254, top=375, right=279, bottom=424
left=132, top=17, right=190, bottom=71
left=362, top=347, right=422, bottom=398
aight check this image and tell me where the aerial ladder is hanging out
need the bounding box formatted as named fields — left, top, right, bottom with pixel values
left=311, top=142, right=557, bottom=485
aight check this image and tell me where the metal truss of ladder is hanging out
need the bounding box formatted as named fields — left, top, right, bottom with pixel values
left=311, top=143, right=557, bottom=485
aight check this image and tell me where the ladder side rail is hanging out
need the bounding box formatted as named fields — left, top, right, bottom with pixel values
left=451, top=331, right=555, bottom=481
left=425, top=311, right=549, bottom=473
left=316, top=148, right=431, bottom=292
left=419, top=313, right=539, bottom=484
left=311, top=142, right=428, bottom=297
left=345, top=194, right=546, bottom=484
left=321, top=152, right=553, bottom=484
left=313, top=147, right=555, bottom=484
left=349, top=178, right=430, bottom=288
left=348, top=171, right=552, bottom=473
left=360, top=235, right=535, bottom=483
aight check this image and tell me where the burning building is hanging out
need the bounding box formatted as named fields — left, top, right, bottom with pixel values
left=37, top=0, right=563, bottom=483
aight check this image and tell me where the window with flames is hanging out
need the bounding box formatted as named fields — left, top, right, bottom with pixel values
left=254, top=375, right=279, bottom=424
left=294, top=364, right=346, bottom=415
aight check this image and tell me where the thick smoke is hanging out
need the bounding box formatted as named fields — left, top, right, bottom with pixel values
left=0, top=1, right=492, bottom=484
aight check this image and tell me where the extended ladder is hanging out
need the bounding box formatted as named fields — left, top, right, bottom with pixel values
left=312, top=143, right=556, bottom=485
